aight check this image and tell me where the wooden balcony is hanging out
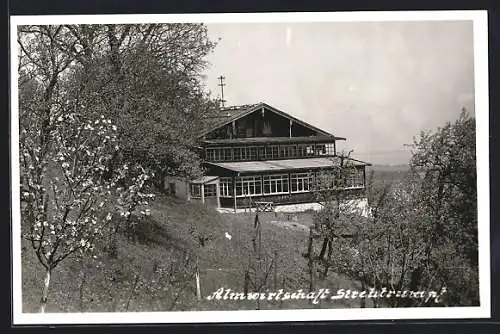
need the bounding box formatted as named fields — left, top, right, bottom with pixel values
left=203, top=138, right=337, bottom=163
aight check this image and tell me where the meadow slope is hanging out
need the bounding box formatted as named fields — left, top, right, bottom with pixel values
left=22, top=195, right=362, bottom=313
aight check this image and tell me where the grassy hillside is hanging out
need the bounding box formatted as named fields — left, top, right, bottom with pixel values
left=22, top=195, right=361, bottom=313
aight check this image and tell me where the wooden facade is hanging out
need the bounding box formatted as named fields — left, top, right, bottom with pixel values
left=179, top=102, right=370, bottom=211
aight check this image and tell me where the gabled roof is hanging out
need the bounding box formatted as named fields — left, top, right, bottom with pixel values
left=200, top=103, right=260, bottom=136
left=198, top=102, right=335, bottom=138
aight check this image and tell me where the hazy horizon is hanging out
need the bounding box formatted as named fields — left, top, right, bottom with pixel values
left=202, top=20, right=475, bottom=165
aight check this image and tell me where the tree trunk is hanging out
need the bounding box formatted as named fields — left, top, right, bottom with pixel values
left=108, top=220, right=120, bottom=258
left=319, top=237, right=329, bottom=260
left=125, top=274, right=139, bottom=311
left=244, top=270, right=250, bottom=298
left=307, top=228, right=316, bottom=292
left=321, top=238, right=333, bottom=279
left=39, top=268, right=52, bottom=313
left=78, top=263, right=88, bottom=311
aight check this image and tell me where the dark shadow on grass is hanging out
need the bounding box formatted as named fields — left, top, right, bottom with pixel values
left=123, top=214, right=191, bottom=252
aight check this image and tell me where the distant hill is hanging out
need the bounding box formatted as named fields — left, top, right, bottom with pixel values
left=368, top=164, right=410, bottom=172
left=367, top=164, right=410, bottom=183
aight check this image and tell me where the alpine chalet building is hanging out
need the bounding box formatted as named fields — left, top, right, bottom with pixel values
left=166, top=102, right=370, bottom=214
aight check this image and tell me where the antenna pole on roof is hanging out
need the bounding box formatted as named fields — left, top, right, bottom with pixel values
left=218, top=75, right=227, bottom=108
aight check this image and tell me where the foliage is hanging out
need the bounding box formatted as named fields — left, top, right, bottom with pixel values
left=18, top=24, right=218, bottom=185
left=409, top=109, right=478, bottom=305
left=305, top=152, right=368, bottom=290
left=308, top=111, right=478, bottom=307
left=17, top=23, right=217, bottom=312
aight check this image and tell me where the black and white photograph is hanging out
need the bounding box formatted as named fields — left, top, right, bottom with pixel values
left=10, top=11, right=490, bottom=324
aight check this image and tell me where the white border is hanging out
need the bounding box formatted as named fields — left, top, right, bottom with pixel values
left=10, top=10, right=490, bottom=325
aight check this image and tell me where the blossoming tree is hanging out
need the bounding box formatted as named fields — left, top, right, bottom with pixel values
left=18, top=25, right=152, bottom=313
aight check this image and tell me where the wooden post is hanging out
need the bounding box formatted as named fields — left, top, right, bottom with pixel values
left=360, top=281, right=366, bottom=308
left=273, top=251, right=278, bottom=289
left=257, top=214, right=262, bottom=260
left=244, top=190, right=247, bottom=213
left=200, top=184, right=205, bottom=204
left=195, top=256, right=202, bottom=301
left=233, top=175, right=237, bottom=213
left=288, top=172, right=292, bottom=195
left=216, top=180, right=221, bottom=209
left=289, top=119, right=292, bottom=137
left=232, top=121, right=236, bottom=137
left=363, top=167, right=366, bottom=188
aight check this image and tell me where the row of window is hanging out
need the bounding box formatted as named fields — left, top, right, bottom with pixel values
left=205, top=143, right=335, bottom=162
left=315, top=169, right=366, bottom=190
left=190, top=183, right=217, bottom=198
left=218, top=169, right=364, bottom=197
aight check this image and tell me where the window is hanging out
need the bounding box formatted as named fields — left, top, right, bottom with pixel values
left=315, top=144, right=326, bottom=155
left=235, top=176, right=262, bottom=197
left=325, top=143, right=335, bottom=155
left=316, top=168, right=364, bottom=189
left=248, top=147, right=258, bottom=160
left=224, top=148, right=233, bottom=161
left=207, top=147, right=243, bottom=161
left=315, top=170, right=335, bottom=189
left=261, top=145, right=297, bottom=159
left=190, top=184, right=201, bottom=198
left=296, top=145, right=306, bottom=157
left=295, top=144, right=315, bottom=157
left=233, top=147, right=251, bottom=161
left=258, top=147, right=266, bottom=160
left=263, top=174, right=289, bottom=194
left=215, top=149, right=224, bottom=161
left=206, top=148, right=225, bottom=161
left=219, top=177, right=233, bottom=197
left=241, top=147, right=250, bottom=160
left=346, top=168, right=365, bottom=188
left=291, top=172, right=314, bottom=193
left=314, top=143, right=334, bottom=156
left=233, top=147, right=242, bottom=161
left=206, top=148, right=216, bottom=161
left=306, top=145, right=315, bottom=156
left=264, top=146, right=279, bottom=159
left=279, top=146, right=288, bottom=158
left=204, top=184, right=217, bottom=197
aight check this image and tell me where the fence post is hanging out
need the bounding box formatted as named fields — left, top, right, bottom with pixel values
left=195, top=256, right=201, bottom=301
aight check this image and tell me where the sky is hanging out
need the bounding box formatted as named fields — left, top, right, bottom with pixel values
left=201, top=20, right=475, bottom=165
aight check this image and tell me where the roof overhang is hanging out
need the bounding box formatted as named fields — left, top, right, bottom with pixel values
left=205, top=157, right=371, bottom=174
left=202, top=136, right=346, bottom=146
left=191, top=176, right=219, bottom=184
